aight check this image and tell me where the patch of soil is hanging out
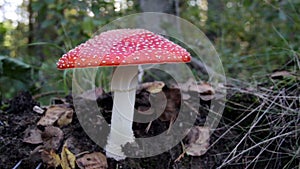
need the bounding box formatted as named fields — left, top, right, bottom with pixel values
left=1, top=78, right=299, bottom=169
left=0, top=92, right=99, bottom=169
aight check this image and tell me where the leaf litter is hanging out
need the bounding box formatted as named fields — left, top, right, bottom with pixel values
left=61, top=143, right=76, bottom=169
left=37, top=104, right=74, bottom=127
left=76, top=152, right=108, bottom=169
left=4, top=80, right=218, bottom=168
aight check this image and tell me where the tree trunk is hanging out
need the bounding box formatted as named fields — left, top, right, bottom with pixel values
left=27, top=0, right=34, bottom=56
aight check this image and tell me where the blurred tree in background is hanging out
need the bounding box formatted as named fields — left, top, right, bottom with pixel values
left=0, top=0, right=299, bottom=99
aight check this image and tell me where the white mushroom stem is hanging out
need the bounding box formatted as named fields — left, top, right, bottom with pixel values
left=105, top=65, right=138, bottom=161
left=138, top=65, right=144, bottom=83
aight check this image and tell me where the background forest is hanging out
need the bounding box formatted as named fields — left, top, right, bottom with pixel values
left=0, top=0, right=299, bottom=98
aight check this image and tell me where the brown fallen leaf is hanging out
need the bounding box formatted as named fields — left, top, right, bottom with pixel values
left=182, top=93, right=191, bottom=100
left=23, top=128, right=43, bottom=144
left=177, top=79, right=215, bottom=100
left=79, top=87, right=104, bottom=101
left=175, top=126, right=210, bottom=162
left=190, top=83, right=215, bottom=101
left=57, top=109, right=74, bottom=127
left=185, top=126, right=210, bottom=156
left=76, top=152, right=108, bottom=169
left=136, top=85, right=181, bottom=132
left=61, top=143, right=76, bottom=169
left=177, top=78, right=195, bottom=92
left=41, top=149, right=61, bottom=168
left=157, top=88, right=181, bottom=133
left=199, top=94, right=214, bottom=101
left=63, top=137, right=82, bottom=155
left=139, top=81, right=165, bottom=93
left=189, top=82, right=215, bottom=94
left=38, top=105, right=74, bottom=127
left=42, top=126, right=64, bottom=151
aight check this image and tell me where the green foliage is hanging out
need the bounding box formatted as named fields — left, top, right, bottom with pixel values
left=0, top=0, right=299, bottom=100
left=0, top=0, right=139, bottom=100
left=182, top=0, right=300, bottom=79
left=0, top=56, right=35, bottom=98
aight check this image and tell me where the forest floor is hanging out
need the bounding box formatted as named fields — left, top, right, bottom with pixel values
left=0, top=69, right=299, bottom=169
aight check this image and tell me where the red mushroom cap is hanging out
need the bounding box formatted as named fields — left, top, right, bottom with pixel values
left=57, top=29, right=191, bottom=69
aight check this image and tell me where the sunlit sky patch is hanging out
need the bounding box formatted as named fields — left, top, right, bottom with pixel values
left=0, top=0, right=24, bottom=26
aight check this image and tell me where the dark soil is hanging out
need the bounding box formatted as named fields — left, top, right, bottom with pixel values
left=0, top=79, right=299, bottom=169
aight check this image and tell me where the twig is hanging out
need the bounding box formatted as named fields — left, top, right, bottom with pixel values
left=35, top=162, right=42, bottom=169
left=217, top=130, right=299, bottom=169
left=217, top=92, right=289, bottom=168
left=33, top=91, right=66, bottom=100
left=221, top=86, right=298, bottom=113
left=174, top=141, right=187, bottom=162
left=12, top=160, right=22, bottom=169
left=75, top=151, right=90, bottom=157
left=184, top=101, right=199, bottom=114
left=209, top=103, right=265, bottom=149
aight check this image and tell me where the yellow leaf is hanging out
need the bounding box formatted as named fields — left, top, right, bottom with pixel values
left=140, top=81, right=165, bottom=93
left=57, top=109, right=74, bottom=127
left=61, top=145, right=76, bottom=169
left=41, top=149, right=61, bottom=168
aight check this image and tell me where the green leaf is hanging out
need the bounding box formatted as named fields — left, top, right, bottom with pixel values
left=45, top=0, right=55, bottom=4
left=0, top=56, right=32, bottom=83
left=41, top=20, right=56, bottom=28
left=32, top=1, right=45, bottom=12
left=91, top=3, right=100, bottom=16
left=279, top=10, right=287, bottom=21
left=81, top=17, right=94, bottom=35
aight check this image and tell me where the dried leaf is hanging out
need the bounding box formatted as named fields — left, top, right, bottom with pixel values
left=189, top=82, right=215, bottom=95
left=23, top=128, right=43, bottom=144
left=76, top=152, right=108, bottom=169
left=159, top=88, right=181, bottom=122
left=177, top=79, right=215, bottom=100
left=57, top=109, right=74, bottom=127
left=190, top=83, right=215, bottom=101
left=79, top=87, right=104, bottom=101
left=61, top=144, right=76, bottom=169
left=63, top=137, right=82, bottom=155
left=42, top=126, right=64, bottom=151
left=199, top=94, right=215, bottom=101
left=185, top=126, right=210, bottom=156
left=177, top=78, right=195, bottom=92
left=137, top=106, right=155, bottom=115
left=182, top=93, right=191, bottom=100
left=37, top=105, right=73, bottom=127
left=140, top=81, right=165, bottom=93
left=41, top=149, right=61, bottom=168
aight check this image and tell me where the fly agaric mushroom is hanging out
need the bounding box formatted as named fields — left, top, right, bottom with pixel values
left=57, top=29, right=191, bottom=160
